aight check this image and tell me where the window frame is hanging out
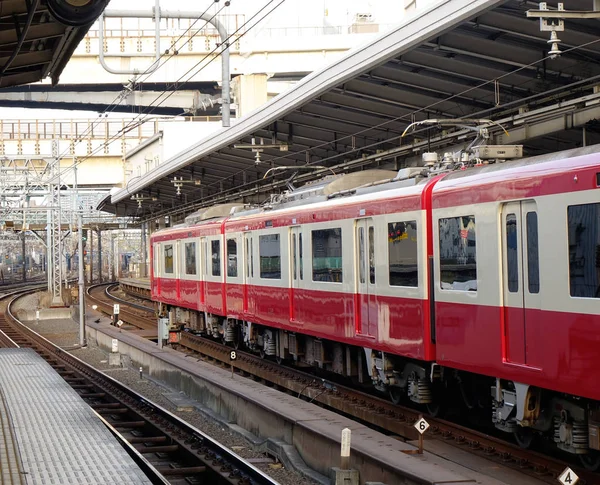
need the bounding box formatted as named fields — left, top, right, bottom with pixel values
left=227, top=237, right=239, bottom=278
left=438, top=214, right=478, bottom=292
left=182, top=240, right=198, bottom=278
left=311, top=227, right=343, bottom=284
left=211, top=238, right=222, bottom=277
left=567, top=203, right=600, bottom=299
left=387, top=219, right=419, bottom=288
left=163, top=243, right=175, bottom=275
left=259, top=232, right=282, bottom=280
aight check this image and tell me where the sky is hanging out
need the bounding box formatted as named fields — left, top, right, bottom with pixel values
left=0, top=0, right=410, bottom=120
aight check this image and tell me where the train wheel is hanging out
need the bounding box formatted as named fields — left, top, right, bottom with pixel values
left=259, top=348, right=266, bottom=359
left=389, top=387, right=402, bottom=405
left=579, top=451, right=600, bottom=471
left=514, top=428, right=534, bottom=449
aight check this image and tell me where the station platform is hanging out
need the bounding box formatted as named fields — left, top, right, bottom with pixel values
left=83, top=310, right=550, bottom=485
left=0, top=348, right=152, bottom=484
left=119, top=277, right=151, bottom=299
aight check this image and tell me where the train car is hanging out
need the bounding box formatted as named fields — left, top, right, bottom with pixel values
left=150, top=145, right=600, bottom=468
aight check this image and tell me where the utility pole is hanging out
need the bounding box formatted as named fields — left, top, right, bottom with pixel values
left=98, top=228, right=102, bottom=282
left=89, top=228, right=94, bottom=284
left=75, top=165, right=86, bottom=347
left=21, top=231, right=26, bottom=282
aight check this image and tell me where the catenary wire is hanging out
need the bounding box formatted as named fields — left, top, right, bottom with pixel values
left=53, top=0, right=226, bottom=165
left=188, top=35, right=600, bottom=197
left=57, top=0, right=285, bottom=179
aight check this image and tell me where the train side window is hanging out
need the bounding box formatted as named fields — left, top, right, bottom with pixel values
left=259, top=234, right=281, bottom=279
left=388, top=220, right=418, bottom=287
left=211, top=240, right=221, bottom=276
left=526, top=212, right=540, bottom=294
left=369, top=226, right=375, bottom=284
left=227, top=239, right=238, bottom=277
left=292, top=234, right=297, bottom=280
left=164, top=244, right=174, bottom=274
left=184, top=242, right=197, bottom=275
left=439, top=215, right=477, bottom=291
left=312, top=228, right=343, bottom=283
left=567, top=203, right=600, bottom=298
left=506, top=214, right=518, bottom=292
left=299, top=233, right=303, bottom=280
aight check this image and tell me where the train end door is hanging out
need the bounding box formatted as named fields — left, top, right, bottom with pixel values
left=501, top=200, right=540, bottom=365
left=355, top=218, right=377, bottom=338
left=289, top=226, right=303, bottom=322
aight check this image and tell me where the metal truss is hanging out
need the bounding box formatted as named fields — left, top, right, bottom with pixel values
left=0, top=140, right=135, bottom=303
left=49, top=141, right=62, bottom=304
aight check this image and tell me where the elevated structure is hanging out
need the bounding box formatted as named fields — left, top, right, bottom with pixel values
left=100, top=0, right=600, bottom=221
left=0, top=9, right=388, bottom=115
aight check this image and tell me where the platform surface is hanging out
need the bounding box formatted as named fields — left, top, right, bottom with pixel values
left=0, top=348, right=152, bottom=485
left=85, top=310, right=550, bottom=485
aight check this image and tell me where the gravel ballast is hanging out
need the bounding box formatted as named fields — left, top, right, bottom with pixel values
left=15, top=294, right=320, bottom=485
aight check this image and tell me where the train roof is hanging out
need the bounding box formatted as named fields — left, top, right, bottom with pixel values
left=152, top=143, right=600, bottom=239
left=433, top=143, right=600, bottom=208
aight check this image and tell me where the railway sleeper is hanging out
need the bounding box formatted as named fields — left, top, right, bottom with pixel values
left=165, top=307, right=600, bottom=469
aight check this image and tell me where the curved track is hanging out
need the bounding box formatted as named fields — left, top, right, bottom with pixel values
left=86, top=283, right=156, bottom=331
left=1, top=289, right=281, bottom=485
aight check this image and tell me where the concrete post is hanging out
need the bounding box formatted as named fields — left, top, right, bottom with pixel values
left=141, top=222, right=147, bottom=278
left=21, top=231, right=26, bottom=282
left=89, top=228, right=94, bottom=284
left=111, top=233, right=115, bottom=281
left=97, top=229, right=102, bottom=282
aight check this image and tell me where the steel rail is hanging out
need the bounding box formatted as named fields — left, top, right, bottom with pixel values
left=177, top=332, right=598, bottom=485
left=86, top=288, right=599, bottom=484
left=3, top=290, right=281, bottom=485
left=86, top=283, right=156, bottom=331
left=105, top=283, right=155, bottom=313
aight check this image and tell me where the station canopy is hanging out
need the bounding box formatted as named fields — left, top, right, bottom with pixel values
left=101, top=0, right=600, bottom=220
left=0, top=0, right=110, bottom=88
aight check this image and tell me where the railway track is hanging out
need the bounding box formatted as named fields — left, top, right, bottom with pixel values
left=86, top=282, right=156, bottom=331
left=1, top=289, right=281, bottom=485
left=176, top=333, right=598, bottom=485
left=103, top=285, right=599, bottom=485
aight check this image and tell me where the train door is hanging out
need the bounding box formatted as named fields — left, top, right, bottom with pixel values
left=176, top=240, right=181, bottom=299
left=289, top=226, right=303, bottom=322
left=200, top=237, right=208, bottom=305
left=501, top=200, right=540, bottom=365
left=355, top=218, right=377, bottom=338
left=153, top=243, right=160, bottom=297
left=243, top=232, right=253, bottom=314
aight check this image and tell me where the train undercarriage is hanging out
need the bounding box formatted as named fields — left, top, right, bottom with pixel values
left=165, top=304, right=600, bottom=471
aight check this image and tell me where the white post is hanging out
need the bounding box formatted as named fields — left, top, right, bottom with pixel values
left=340, top=428, right=351, bottom=470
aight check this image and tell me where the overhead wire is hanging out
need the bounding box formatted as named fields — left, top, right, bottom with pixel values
left=60, top=0, right=286, bottom=179
left=189, top=34, right=600, bottom=199
left=54, top=0, right=226, bottom=166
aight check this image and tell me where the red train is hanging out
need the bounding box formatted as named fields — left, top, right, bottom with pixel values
left=150, top=145, right=600, bottom=467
